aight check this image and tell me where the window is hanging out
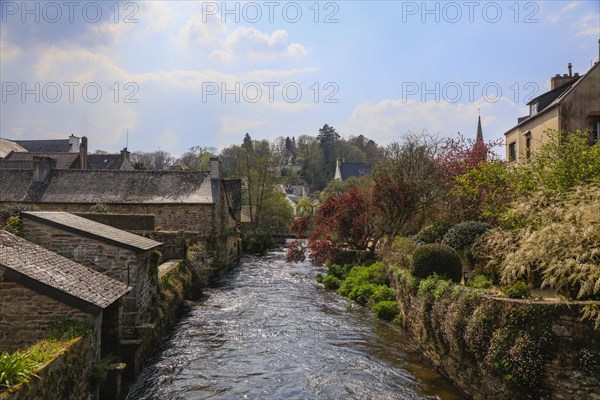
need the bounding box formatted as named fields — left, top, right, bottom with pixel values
left=508, top=142, right=517, bottom=162
left=591, top=120, right=600, bottom=143
left=530, top=103, right=538, bottom=116
left=525, top=132, right=532, bottom=159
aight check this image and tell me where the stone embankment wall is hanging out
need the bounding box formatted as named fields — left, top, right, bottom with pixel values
left=1, top=336, right=96, bottom=400
left=392, top=273, right=600, bottom=400
left=0, top=266, right=98, bottom=352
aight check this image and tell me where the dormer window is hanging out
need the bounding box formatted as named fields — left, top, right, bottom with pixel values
left=530, top=102, right=538, bottom=116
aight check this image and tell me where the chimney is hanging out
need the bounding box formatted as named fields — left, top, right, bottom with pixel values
left=79, top=136, right=88, bottom=170
left=550, top=63, right=579, bottom=89
left=68, top=134, right=80, bottom=153
left=33, top=156, right=56, bottom=182
left=210, top=157, right=221, bottom=180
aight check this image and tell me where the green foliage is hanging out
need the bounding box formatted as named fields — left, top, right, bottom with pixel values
left=327, top=264, right=355, bottom=280
left=500, top=281, right=531, bottom=299
left=242, top=227, right=273, bottom=255
left=411, top=243, right=462, bottom=282
left=413, top=221, right=451, bottom=244
left=3, top=216, right=22, bottom=236
left=371, top=301, right=399, bottom=321
left=418, top=274, right=452, bottom=299
left=466, top=274, right=493, bottom=289
left=517, top=129, right=600, bottom=194
left=0, top=351, right=38, bottom=390
left=48, top=317, right=91, bottom=340
left=321, top=274, right=341, bottom=290
left=337, top=262, right=392, bottom=307
left=442, top=220, right=492, bottom=250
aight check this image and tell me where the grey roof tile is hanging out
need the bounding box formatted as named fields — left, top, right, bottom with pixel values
left=0, top=230, right=130, bottom=309
left=4, top=152, right=79, bottom=169
left=14, top=139, right=71, bottom=153
left=0, top=169, right=217, bottom=204
left=21, top=212, right=161, bottom=252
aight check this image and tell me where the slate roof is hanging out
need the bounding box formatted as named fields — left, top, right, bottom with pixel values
left=21, top=212, right=161, bottom=252
left=3, top=152, right=80, bottom=169
left=339, top=162, right=371, bottom=180
left=0, top=169, right=217, bottom=204
left=0, top=139, right=27, bottom=158
left=0, top=230, right=130, bottom=310
left=87, top=154, right=120, bottom=170
left=505, top=62, right=599, bottom=136
left=14, top=139, right=71, bottom=153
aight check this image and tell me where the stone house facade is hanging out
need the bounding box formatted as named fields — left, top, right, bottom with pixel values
left=20, top=212, right=161, bottom=343
left=0, top=157, right=242, bottom=267
left=0, top=230, right=129, bottom=353
left=504, top=61, right=600, bottom=162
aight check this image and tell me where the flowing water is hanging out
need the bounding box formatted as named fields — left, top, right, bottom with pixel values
left=127, top=248, right=466, bottom=400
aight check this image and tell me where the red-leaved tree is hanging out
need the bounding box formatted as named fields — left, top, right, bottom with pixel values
left=286, top=188, right=379, bottom=264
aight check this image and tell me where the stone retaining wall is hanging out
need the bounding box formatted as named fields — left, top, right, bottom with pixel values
left=1, top=336, right=96, bottom=400
left=392, top=272, right=600, bottom=400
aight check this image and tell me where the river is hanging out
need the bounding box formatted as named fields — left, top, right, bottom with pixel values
left=127, top=248, right=466, bottom=400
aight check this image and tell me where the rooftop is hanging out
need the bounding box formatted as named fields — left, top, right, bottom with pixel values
left=0, top=169, right=217, bottom=204
left=21, top=212, right=161, bottom=252
left=3, top=152, right=79, bottom=169
left=14, top=139, right=72, bottom=153
left=0, top=230, right=130, bottom=310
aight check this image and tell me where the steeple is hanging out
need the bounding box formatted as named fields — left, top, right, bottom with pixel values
left=476, top=111, right=483, bottom=142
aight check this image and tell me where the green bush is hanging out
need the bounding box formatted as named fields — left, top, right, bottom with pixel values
left=371, top=285, right=396, bottom=303
left=371, top=301, right=399, bottom=321
left=414, top=221, right=451, bottom=244
left=337, top=263, right=392, bottom=306
left=315, top=274, right=324, bottom=283
left=411, top=243, right=462, bottom=282
left=3, top=216, right=22, bottom=236
left=418, top=274, right=452, bottom=299
left=242, top=227, right=273, bottom=255
left=322, top=274, right=341, bottom=290
left=48, top=317, right=91, bottom=340
left=327, top=264, right=354, bottom=280
left=466, top=274, right=493, bottom=289
left=501, top=281, right=531, bottom=299
left=442, top=221, right=492, bottom=250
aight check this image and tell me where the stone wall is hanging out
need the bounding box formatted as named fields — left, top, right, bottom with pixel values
left=1, top=336, right=97, bottom=400
left=3, top=202, right=216, bottom=233
left=0, top=266, right=98, bottom=352
left=393, top=273, right=600, bottom=400
left=74, top=212, right=155, bottom=231
left=21, top=219, right=158, bottom=333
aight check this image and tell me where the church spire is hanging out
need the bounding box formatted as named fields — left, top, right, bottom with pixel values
left=476, top=111, right=483, bottom=142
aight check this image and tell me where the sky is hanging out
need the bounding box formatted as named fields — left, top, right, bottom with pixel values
left=1, top=0, right=599, bottom=156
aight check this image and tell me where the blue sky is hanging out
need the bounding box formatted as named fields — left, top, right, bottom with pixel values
left=1, top=1, right=599, bottom=155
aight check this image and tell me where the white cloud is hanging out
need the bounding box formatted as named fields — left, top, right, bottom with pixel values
left=562, top=1, right=581, bottom=12
left=212, top=27, right=307, bottom=63
left=576, top=13, right=600, bottom=36
left=340, top=97, right=521, bottom=146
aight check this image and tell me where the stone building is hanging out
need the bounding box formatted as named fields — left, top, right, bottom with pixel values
left=0, top=136, right=134, bottom=170
left=334, top=158, right=371, bottom=180
left=0, top=230, right=130, bottom=353
left=20, top=211, right=162, bottom=343
left=504, top=61, right=600, bottom=162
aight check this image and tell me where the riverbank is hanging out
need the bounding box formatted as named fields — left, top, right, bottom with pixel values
left=392, top=269, right=600, bottom=400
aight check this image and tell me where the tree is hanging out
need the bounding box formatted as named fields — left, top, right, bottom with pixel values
left=130, top=150, right=175, bottom=170
left=177, top=146, right=216, bottom=171
left=287, top=187, right=379, bottom=264
left=317, top=124, right=341, bottom=183
left=371, top=133, right=443, bottom=242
